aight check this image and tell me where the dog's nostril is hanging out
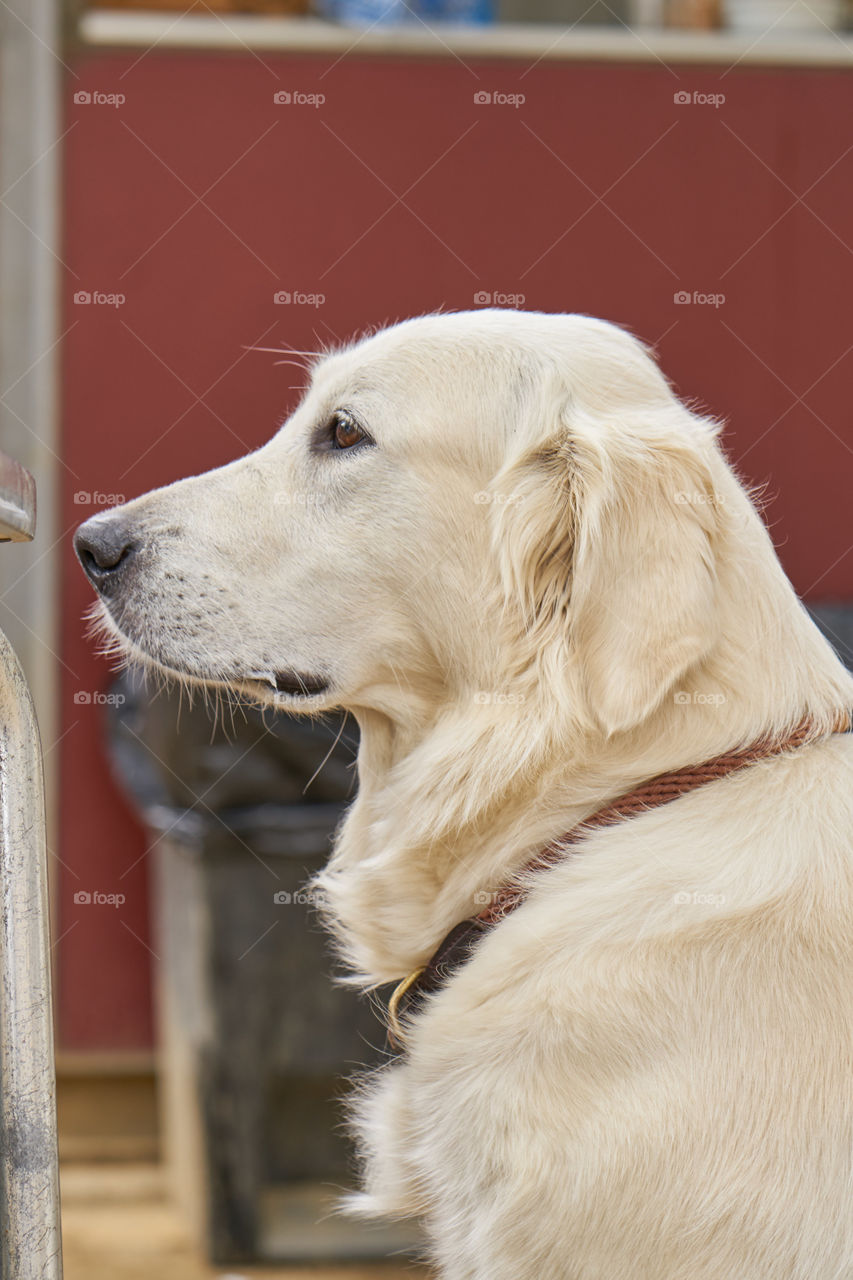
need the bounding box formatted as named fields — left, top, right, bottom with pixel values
left=74, top=518, right=137, bottom=589
left=79, top=541, right=129, bottom=572
left=79, top=545, right=124, bottom=578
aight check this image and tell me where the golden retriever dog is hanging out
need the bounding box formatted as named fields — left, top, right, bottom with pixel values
left=75, top=311, right=853, bottom=1279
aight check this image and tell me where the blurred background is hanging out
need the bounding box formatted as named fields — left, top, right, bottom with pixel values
left=1, top=0, right=852, bottom=1274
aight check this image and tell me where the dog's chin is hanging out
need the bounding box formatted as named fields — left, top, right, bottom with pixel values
left=85, top=600, right=333, bottom=708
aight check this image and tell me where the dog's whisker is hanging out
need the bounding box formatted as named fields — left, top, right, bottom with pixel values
left=302, top=712, right=349, bottom=796
left=244, top=345, right=319, bottom=356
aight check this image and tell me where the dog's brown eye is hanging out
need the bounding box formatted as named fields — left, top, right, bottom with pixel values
left=331, top=411, right=366, bottom=450
left=311, top=409, right=373, bottom=456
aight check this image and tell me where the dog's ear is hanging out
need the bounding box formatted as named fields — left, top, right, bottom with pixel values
left=494, top=403, right=722, bottom=736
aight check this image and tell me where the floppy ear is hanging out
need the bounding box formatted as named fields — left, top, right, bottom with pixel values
left=494, top=404, right=722, bottom=736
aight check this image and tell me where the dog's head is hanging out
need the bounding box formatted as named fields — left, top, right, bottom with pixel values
left=75, top=311, right=727, bottom=737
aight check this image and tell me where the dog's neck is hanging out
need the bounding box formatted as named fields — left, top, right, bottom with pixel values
left=318, top=699, right=846, bottom=986
left=316, top=577, right=853, bottom=986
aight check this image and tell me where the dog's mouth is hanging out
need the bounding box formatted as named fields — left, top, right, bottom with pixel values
left=87, top=600, right=332, bottom=704
left=241, top=670, right=331, bottom=700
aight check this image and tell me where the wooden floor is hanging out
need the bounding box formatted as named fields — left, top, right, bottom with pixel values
left=60, top=1164, right=428, bottom=1280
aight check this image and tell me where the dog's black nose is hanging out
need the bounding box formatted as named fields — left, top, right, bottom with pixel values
left=74, top=516, right=136, bottom=592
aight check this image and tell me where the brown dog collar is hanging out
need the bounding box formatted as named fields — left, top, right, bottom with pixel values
left=387, top=714, right=851, bottom=1047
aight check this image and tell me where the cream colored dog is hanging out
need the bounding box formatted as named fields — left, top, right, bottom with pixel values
left=75, top=311, right=853, bottom=1279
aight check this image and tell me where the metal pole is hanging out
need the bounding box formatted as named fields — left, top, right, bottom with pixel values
left=0, top=453, right=62, bottom=1277
left=0, top=0, right=61, bottom=843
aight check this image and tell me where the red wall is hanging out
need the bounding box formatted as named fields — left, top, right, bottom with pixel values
left=61, top=49, right=853, bottom=1049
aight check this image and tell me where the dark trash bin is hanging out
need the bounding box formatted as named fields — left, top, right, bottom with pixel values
left=106, top=671, right=417, bottom=1264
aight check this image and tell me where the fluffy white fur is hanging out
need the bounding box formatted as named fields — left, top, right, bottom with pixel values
left=79, top=311, right=853, bottom=1279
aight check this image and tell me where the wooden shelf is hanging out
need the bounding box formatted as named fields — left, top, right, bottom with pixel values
left=79, top=10, right=853, bottom=64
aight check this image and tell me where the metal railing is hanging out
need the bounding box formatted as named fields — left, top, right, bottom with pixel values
left=0, top=451, right=62, bottom=1277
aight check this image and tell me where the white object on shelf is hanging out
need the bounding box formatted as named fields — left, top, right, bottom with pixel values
left=629, top=0, right=666, bottom=24
left=722, top=0, right=843, bottom=32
